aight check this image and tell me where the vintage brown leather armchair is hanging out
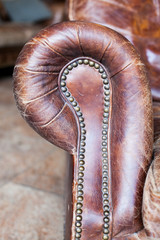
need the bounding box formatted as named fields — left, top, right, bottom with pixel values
left=13, top=1, right=160, bottom=240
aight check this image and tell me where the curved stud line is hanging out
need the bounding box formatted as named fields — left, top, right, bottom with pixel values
left=60, top=58, right=110, bottom=240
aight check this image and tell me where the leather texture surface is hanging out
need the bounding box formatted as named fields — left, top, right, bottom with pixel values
left=127, top=138, right=160, bottom=239
left=13, top=21, right=153, bottom=239
left=153, top=101, right=160, bottom=141
left=67, top=0, right=160, bottom=101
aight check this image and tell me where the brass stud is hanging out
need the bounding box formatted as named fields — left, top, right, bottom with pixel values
left=78, top=178, right=84, bottom=184
left=69, top=97, right=74, bottom=102
left=68, top=65, right=73, bottom=70
left=78, top=59, right=83, bottom=64
left=103, top=165, right=108, bottom=170
left=80, top=148, right=85, bottom=153
left=64, top=69, right=69, bottom=75
left=102, top=135, right=107, bottom=140
left=80, top=122, right=85, bottom=128
left=102, top=73, right=107, bottom=79
left=79, top=154, right=84, bottom=159
left=84, top=59, right=89, bottom=64
left=81, top=135, right=86, bottom=141
left=77, top=203, right=83, bottom=209
left=76, top=227, right=82, bottom=233
left=81, top=142, right=86, bottom=147
left=61, top=75, right=66, bottom=80
left=99, top=67, right=104, bottom=73
left=79, top=172, right=84, bottom=178
left=104, top=84, right=110, bottom=90
left=105, top=90, right=110, bottom=95
left=104, top=107, right=109, bottom=113
left=77, top=196, right=83, bottom=201
left=104, top=205, right=109, bottom=211
left=77, top=111, right=82, bottom=117
left=105, top=102, right=110, bottom=107
left=102, top=153, right=107, bottom=158
left=76, top=221, right=82, bottom=227
left=79, top=166, right=84, bottom=171
left=103, top=119, right=108, bottom=124
left=103, top=188, right=108, bottom=193
left=103, top=125, right=108, bottom=129
left=103, top=234, right=109, bottom=240
left=102, top=130, right=107, bottom=135
left=102, top=142, right=107, bottom=146
left=103, top=79, right=108, bottom=84
left=104, top=228, right=109, bottom=234
left=104, top=216, right=110, bottom=223
left=102, top=148, right=107, bottom=152
left=75, top=233, right=81, bottom=238
left=72, top=101, right=77, bottom=106
left=78, top=191, right=83, bottom=196
left=103, top=112, right=109, bottom=118
left=61, top=87, right=67, bottom=92
left=73, top=62, right=78, bottom=67
left=79, top=117, right=84, bottom=122
left=89, top=61, right=94, bottom=67
left=78, top=184, right=83, bottom=190
left=76, top=215, right=82, bottom=221
left=104, top=223, right=109, bottom=229
left=81, top=129, right=86, bottom=134
left=61, top=81, right=66, bottom=87
left=75, top=106, right=80, bottom=112
left=95, top=63, right=100, bottom=69
left=104, top=211, right=110, bottom=217
left=65, top=92, right=70, bottom=97
left=104, top=96, right=110, bottom=101
left=103, top=160, right=108, bottom=165
left=103, top=184, right=108, bottom=189
left=103, top=177, right=108, bottom=181
left=79, top=160, right=85, bottom=165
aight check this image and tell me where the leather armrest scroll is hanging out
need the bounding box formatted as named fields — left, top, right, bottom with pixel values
left=13, top=21, right=153, bottom=239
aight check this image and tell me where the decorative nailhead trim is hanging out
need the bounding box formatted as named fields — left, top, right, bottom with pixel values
left=60, top=58, right=110, bottom=240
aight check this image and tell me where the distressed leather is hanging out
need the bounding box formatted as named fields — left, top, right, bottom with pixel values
left=67, top=0, right=160, bottom=101
left=127, top=138, right=160, bottom=240
left=13, top=21, right=153, bottom=239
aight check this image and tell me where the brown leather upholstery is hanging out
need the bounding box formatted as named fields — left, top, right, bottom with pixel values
left=67, top=0, right=160, bottom=101
left=13, top=21, right=154, bottom=239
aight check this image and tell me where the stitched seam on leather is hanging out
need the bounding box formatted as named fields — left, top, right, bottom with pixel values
left=33, top=38, right=71, bottom=61
left=77, top=26, right=85, bottom=56
left=100, top=41, right=112, bottom=62
left=22, top=86, right=58, bottom=104
left=40, top=103, right=66, bottom=128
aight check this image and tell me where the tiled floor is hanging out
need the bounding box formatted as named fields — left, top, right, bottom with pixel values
left=0, top=76, right=67, bottom=240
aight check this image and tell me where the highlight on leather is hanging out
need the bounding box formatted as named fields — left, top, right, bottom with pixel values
left=67, top=0, right=160, bottom=101
left=13, top=21, right=153, bottom=239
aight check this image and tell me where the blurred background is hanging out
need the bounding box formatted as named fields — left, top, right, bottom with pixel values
left=0, top=0, right=67, bottom=239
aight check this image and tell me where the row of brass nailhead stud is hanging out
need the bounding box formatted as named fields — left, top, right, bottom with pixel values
left=60, top=58, right=110, bottom=240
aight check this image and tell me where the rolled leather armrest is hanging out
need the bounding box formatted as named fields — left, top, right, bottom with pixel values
left=13, top=21, right=153, bottom=240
